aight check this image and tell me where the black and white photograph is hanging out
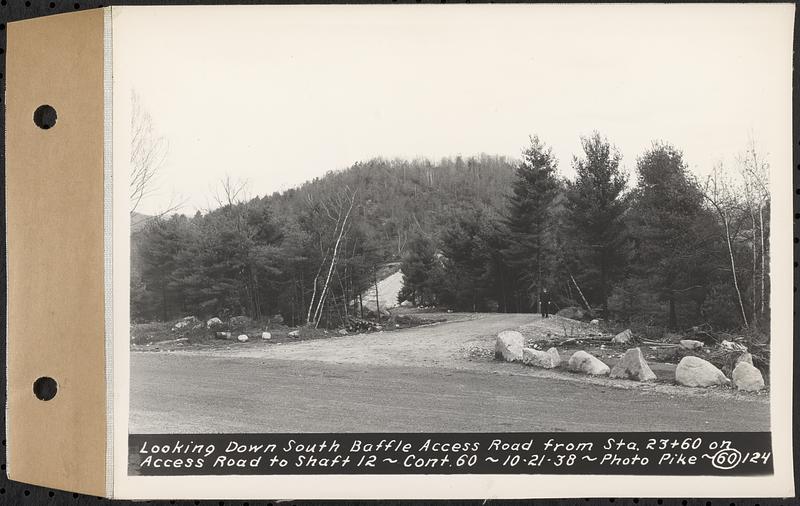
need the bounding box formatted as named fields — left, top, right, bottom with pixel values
left=110, top=4, right=794, bottom=498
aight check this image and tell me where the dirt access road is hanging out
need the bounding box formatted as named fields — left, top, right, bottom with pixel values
left=130, top=313, right=769, bottom=433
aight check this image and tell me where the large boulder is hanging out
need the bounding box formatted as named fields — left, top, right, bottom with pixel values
left=206, top=317, right=224, bottom=330
left=675, top=356, right=730, bottom=387
left=612, top=329, right=633, bottom=344
left=610, top=347, right=656, bottom=382
left=522, top=347, right=560, bottom=369
left=261, top=331, right=272, bottom=340
left=679, top=339, right=704, bottom=350
left=567, top=351, right=610, bottom=376
left=495, top=330, right=524, bottom=362
left=237, top=334, right=249, bottom=343
left=229, top=315, right=253, bottom=329
left=556, top=306, right=587, bottom=320
left=732, top=362, right=765, bottom=392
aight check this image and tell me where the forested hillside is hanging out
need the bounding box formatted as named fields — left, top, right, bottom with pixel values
left=131, top=155, right=516, bottom=326
left=132, top=136, right=770, bottom=340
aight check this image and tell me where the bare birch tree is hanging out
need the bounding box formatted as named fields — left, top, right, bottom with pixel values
left=309, top=187, right=358, bottom=327
left=738, top=140, right=770, bottom=320
left=130, top=91, right=169, bottom=215
left=702, top=164, right=748, bottom=328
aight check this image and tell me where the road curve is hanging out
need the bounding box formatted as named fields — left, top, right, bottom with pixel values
left=130, top=314, right=769, bottom=433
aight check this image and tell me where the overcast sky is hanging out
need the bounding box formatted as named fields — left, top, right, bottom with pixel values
left=112, top=4, right=794, bottom=215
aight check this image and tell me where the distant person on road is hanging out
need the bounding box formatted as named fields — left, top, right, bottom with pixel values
left=540, top=288, right=551, bottom=318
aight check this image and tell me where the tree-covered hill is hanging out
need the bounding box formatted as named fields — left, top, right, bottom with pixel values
left=132, top=137, right=770, bottom=343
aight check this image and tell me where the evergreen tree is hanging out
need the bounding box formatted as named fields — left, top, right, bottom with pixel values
left=503, top=136, right=560, bottom=311
left=565, top=132, right=629, bottom=316
left=626, top=142, right=719, bottom=329
left=399, top=235, right=439, bottom=306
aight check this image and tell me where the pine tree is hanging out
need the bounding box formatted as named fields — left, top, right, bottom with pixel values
left=565, top=132, right=629, bottom=316
left=503, top=136, right=560, bottom=311
left=627, top=142, right=719, bottom=329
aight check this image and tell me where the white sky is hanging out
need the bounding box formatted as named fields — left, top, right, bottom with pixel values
left=112, top=4, right=794, bottom=215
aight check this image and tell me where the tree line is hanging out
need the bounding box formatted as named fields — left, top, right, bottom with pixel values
left=132, top=135, right=770, bottom=335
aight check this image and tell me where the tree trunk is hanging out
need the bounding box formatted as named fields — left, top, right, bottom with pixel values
left=313, top=193, right=356, bottom=327
left=723, top=213, right=748, bottom=327
left=759, top=203, right=766, bottom=315
left=750, top=210, right=757, bottom=325
left=374, top=266, right=380, bottom=323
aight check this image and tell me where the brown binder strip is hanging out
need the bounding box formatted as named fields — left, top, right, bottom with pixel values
left=6, top=9, right=107, bottom=496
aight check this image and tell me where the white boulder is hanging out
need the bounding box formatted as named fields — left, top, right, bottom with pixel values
left=495, top=330, right=524, bottom=362
left=206, top=317, right=223, bottom=329
left=732, top=362, right=765, bottom=392
left=400, top=300, right=414, bottom=308
left=338, top=329, right=348, bottom=335
left=589, top=319, right=600, bottom=325
left=612, top=329, right=633, bottom=344
left=237, top=334, right=249, bottom=342
left=675, top=356, right=730, bottom=387
left=610, top=347, right=656, bottom=382
left=522, top=347, right=560, bottom=369
left=680, top=339, right=704, bottom=350
left=261, top=332, right=271, bottom=340
left=288, top=330, right=300, bottom=338
left=567, top=351, right=610, bottom=376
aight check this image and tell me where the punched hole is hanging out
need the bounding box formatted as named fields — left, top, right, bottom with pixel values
left=33, top=376, right=58, bottom=401
left=33, top=104, right=57, bottom=130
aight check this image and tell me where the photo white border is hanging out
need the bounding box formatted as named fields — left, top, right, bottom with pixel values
left=109, top=4, right=795, bottom=499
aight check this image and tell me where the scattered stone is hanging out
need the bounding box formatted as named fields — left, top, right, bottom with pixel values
left=261, top=332, right=271, bottom=340
left=732, top=362, right=765, bottom=391
left=288, top=330, right=300, bottom=338
left=338, top=329, right=348, bottom=335
left=206, top=317, right=223, bottom=329
left=522, top=347, right=560, bottom=369
left=556, top=306, right=588, bottom=320
left=173, top=316, right=200, bottom=330
left=589, top=319, right=600, bottom=325
left=229, top=315, right=253, bottom=329
left=735, top=352, right=753, bottom=366
left=680, top=339, right=704, bottom=350
left=612, top=329, right=632, bottom=344
left=720, top=340, right=747, bottom=353
left=610, top=347, right=656, bottom=382
left=237, top=334, right=249, bottom=343
left=215, top=331, right=231, bottom=340
left=567, top=351, right=610, bottom=376
left=495, top=330, right=524, bottom=362
left=400, top=300, right=414, bottom=308
left=675, top=356, right=730, bottom=387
